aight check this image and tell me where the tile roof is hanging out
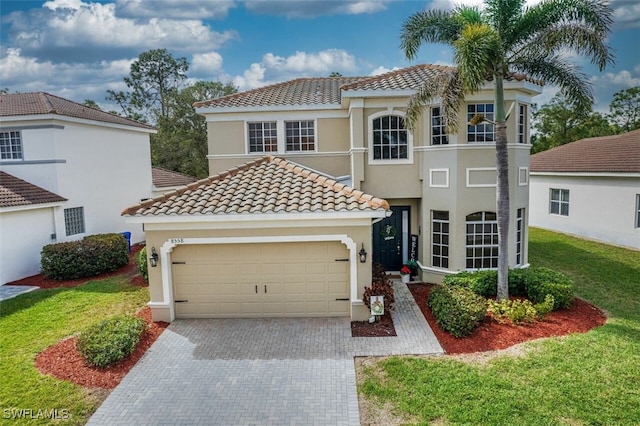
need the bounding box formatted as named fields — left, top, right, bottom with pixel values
left=123, top=156, right=390, bottom=217
left=0, top=92, right=154, bottom=130
left=194, top=64, right=543, bottom=109
left=152, top=166, right=198, bottom=188
left=530, top=129, right=640, bottom=173
left=0, top=171, right=67, bottom=208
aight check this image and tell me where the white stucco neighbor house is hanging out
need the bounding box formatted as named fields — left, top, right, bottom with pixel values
left=151, top=166, right=197, bottom=197
left=0, top=92, right=155, bottom=285
left=123, top=64, right=543, bottom=323
left=529, top=129, right=640, bottom=250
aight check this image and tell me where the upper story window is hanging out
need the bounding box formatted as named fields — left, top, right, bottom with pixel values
left=248, top=122, right=277, bottom=153
left=550, top=188, right=569, bottom=216
left=467, top=103, right=495, bottom=143
left=0, top=131, right=23, bottom=160
left=285, top=120, right=315, bottom=152
left=517, top=105, right=527, bottom=144
left=372, top=115, right=408, bottom=160
left=431, top=107, right=449, bottom=145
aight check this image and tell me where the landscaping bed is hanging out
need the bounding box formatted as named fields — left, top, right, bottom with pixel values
left=351, top=314, right=397, bottom=337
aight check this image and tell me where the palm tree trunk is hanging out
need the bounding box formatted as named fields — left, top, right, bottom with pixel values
left=494, top=74, right=509, bottom=301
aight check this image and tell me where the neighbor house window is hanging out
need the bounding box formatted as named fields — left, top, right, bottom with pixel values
left=516, top=208, right=525, bottom=265
left=467, top=103, right=495, bottom=142
left=248, top=122, right=277, bottom=153
left=431, top=107, right=449, bottom=145
left=64, top=207, right=85, bottom=236
left=285, top=120, right=315, bottom=152
left=636, top=194, right=640, bottom=228
left=0, top=131, right=23, bottom=160
left=466, top=211, right=498, bottom=269
left=550, top=189, right=570, bottom=216
left=432, top=211, right=449, bottom=268
left=517, top=105, right=527, bottom=144
left=372, top=115, right=408, bottom=160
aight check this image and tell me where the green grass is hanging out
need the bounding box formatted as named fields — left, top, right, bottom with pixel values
left=359, top=228, right=640, bottom=425
left=0, top=277, right=148, bottom=425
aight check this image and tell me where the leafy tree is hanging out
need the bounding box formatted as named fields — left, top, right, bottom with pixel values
left=608, top=86, right=640, bottom=132
left=401, top=0, right=613, bottom=300
left=329, top=72, right=343, bottom=77
left=82, top=99, right=102, bottom=110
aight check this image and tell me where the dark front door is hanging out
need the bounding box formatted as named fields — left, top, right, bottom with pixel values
left=373, top=206, right=409, bottom=271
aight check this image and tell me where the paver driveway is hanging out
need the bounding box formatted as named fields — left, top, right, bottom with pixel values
left=88, top=282, right=443, bottom=425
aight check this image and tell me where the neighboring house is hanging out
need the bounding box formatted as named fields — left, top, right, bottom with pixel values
left=529, top=129, right=640, bottom=250
left=124, top=64, right=542, bottom=322
left=0, top=92, right=155, bottom=284
left=151, top=166, right=197, bottom=197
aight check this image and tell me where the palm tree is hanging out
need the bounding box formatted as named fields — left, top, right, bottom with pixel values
left=401, top=0, right=613, bottom=300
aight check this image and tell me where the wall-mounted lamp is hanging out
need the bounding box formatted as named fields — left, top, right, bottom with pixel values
left=359, top=243, right=367, bottom=263
left=150, top=247, right=159, bottom=267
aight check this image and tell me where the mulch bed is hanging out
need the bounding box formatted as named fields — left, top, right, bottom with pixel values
left=407, top=283, right=607, bottom=354
left=352, top=314, right=397, bottom=337
left=35, top=307, right=168, bottom=389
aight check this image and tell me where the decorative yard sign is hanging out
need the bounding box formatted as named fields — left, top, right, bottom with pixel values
left=370, top=295, right=384, bottom=316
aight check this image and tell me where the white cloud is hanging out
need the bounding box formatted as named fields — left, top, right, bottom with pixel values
left=233, top=63, right=267, bottom=90
left=115, top=0, right=236, bottom=19
left=244, top=0, right=392, bottom=18
left=611, top=0, right=640, bottom=29
left=192, top=52, right=224, bottom=75
left=370, top=66, right=399, bottom=76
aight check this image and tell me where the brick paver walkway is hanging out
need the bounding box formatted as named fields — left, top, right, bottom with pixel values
left=88, top=281, right=443, bottom=425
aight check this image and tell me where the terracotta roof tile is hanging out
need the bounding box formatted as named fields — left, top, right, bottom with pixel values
left=530, top=129, right=640, bottom=173
left=0, top=92, right=154, bottom=130
left=151, top=166, right=198, bottom=188
left=0, top=172, right=67, bottom=208
left=123, top=156, right=390, bottom=217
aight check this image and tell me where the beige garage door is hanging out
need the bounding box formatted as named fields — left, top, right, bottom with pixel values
left=172, top=241, right=350, bottom=318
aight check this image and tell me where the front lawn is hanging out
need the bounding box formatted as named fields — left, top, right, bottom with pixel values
left=358, top=228, right=640, bottom=425
left=0, top=277, right=148, bottom=425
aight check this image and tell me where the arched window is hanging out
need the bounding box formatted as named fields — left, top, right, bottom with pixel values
left=371, top=115, right=408, bottom=160
left=466, top=211, right=498, bottom=269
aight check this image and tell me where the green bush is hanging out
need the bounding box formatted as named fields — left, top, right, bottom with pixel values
left=442, top=270, right=498, bottom=297
left=41, top=233, right=128, bottom=280
left=364, top=264, right=395, bottom=314
left=487, top=298, right=538, bottom=324
left=534, top=294, right=555, bottom=319
left=525, top=267, right=574, bottom=309
left=428, top=285, right=486, bottom=337
left=137, top=246, right=149, bottom=282
left=77, top=315, right=146, bottom=368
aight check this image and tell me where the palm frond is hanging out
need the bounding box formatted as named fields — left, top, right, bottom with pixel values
left=400, top=10, right=462, bottom=60
left=405, top=70, right=464, bottom=133
left=485, top=0, right=525, bottom=45
left=453, top=23, right=501, bottom=93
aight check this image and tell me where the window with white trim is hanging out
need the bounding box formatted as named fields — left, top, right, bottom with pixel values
left=431, top=107, right=449, bottom=145
left=372, top=115, right=408, bottom=160
left=432, top=211, right=449, bottom=268
left=248, top=122, right=277, bottom=153
left=466, top=211, right=498, bottom=269
left=0, top=131, right=23, bottom=160
left=516, top=208, right=525, bottom=265
left=64, top=207, right=85, bottom=236
left=636, top=194, right=640, bottom=228
left=467, top=103, right=495, bottom=142
left=550, top=189, right=569, bottom=216
left=517, top=105, right=527, bottom=144
left=285, top=120, right=315, bottom=152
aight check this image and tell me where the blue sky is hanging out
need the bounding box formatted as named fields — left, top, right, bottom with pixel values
left=1, top=0, right=639, bottom=113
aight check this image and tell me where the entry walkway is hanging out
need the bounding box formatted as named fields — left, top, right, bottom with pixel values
left=88, top=281, right=443, bottom=425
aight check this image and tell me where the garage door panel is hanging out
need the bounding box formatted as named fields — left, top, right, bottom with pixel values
left=173, top=242, right=349, bottom=318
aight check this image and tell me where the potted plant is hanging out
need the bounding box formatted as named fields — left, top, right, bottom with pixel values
left=400, top=265, right=411, bottom=283
left=405, top=259, right=419, bottom=278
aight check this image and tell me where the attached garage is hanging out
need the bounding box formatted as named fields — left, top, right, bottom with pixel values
left=123, top=156, right=390, bottom=322
left=172, top=241, right=350, bottom=318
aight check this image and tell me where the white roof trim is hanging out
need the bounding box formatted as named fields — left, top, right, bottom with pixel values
left=530, top=171, right=640, bottom=178
left=0, top=114, right=156, bottom=134
left=0, top=200, right=66, bottom=213
left=196, top=104, right=341, bottom=115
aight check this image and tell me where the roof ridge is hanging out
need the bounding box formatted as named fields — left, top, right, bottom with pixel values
left=39, top=92, right=57, bottom=114
left=340, top=64, right=456, bottom=90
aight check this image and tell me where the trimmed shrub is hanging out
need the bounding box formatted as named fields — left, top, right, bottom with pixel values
left=534, top=294, right=555, bottom=319
left=77, top=315, right=146, bottom=368
left=137, top=246, right=149, bottom=282
left=41, top=233, right=128, bottom=280
left=525, top=267, right=574, bottom=309
left=428, top=285, right=486, bottom=337
left=487, top=298, right=538, bottom=324
left=442, top=270, right=498, bottom=297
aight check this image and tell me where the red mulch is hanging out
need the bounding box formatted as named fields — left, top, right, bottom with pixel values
left=408, top=283, right=607, bottom=354
left=352, top=314, right=397, bottom=337
left=8, top=244, right=147, bottom=289
left=35, top=307, right=168, bottom=389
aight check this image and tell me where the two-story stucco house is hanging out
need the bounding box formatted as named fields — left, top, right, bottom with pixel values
left=123, top=64, right=542, bottom=323
left=530, top=129, right=640, bottom=250
left=0, top=92, right=155, bottom=285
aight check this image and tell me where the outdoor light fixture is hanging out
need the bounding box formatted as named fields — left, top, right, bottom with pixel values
left=359, top=243, right=367, bottom=263
left=150, top=247, right=159, bottom=267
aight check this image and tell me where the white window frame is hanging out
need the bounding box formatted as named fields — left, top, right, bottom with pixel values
left=517, top=104, right=527, bottom=144
left=636, top=194, right=640, bottom=228
left=368, top=110, right=413, bottom=165
left=516, top=208, right=525, bottom=266
left=466, top=211, right=498, bottom=270
left=64, top=207, right=86, bottom=236
left=247, top=121, right=278, bottom=153
left=285, top=120, right=316, bottom=152
left=518, top=167, right=529, bottom=186
left=429, top=168, right=449, bottom=188
left=550, top=188, right=570, bottom=216
left=431, top=106, right=449, bottom=145
left=432, top=211, right=449, bottom=269
left=0, top=130, right=23, bottom=160
left=467, top=103, right=495, bottom=143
